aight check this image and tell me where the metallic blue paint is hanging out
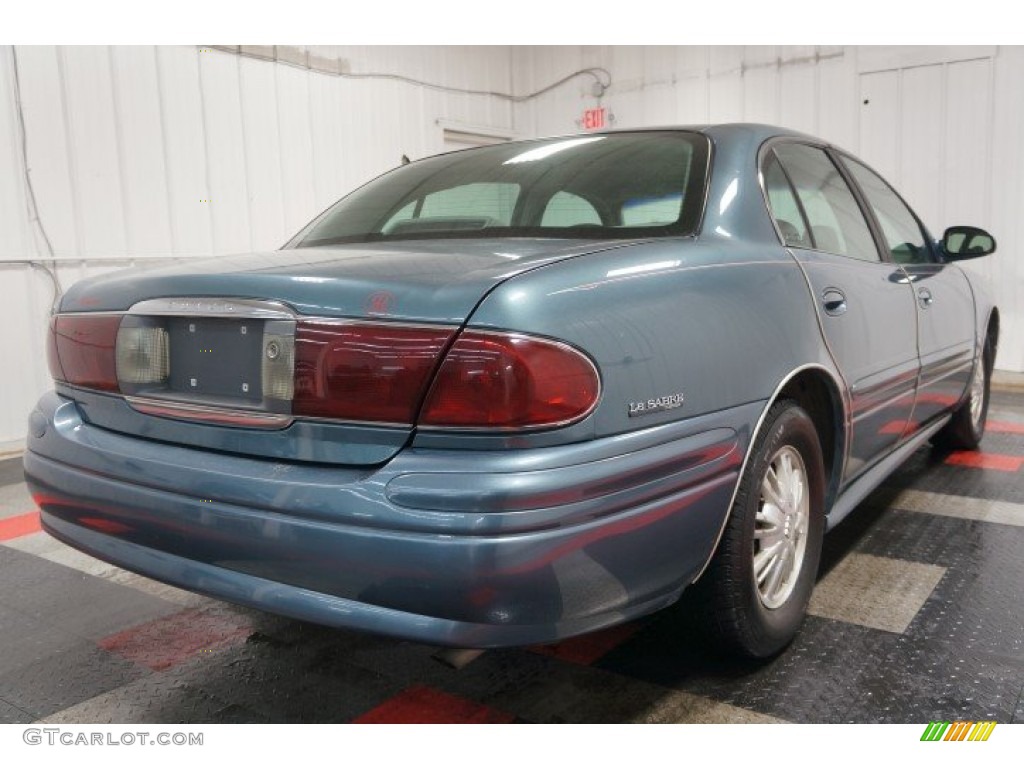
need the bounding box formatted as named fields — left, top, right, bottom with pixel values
left=27, top=391, right=751, bottom=646
left=24, top=124, right=998, bottom=647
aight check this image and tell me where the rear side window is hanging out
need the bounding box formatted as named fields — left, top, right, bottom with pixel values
left=773, top=143, right=879, bottom=262
left=762, top=153, right=810, bottom=248
left=843, top=158, right=931, bottom=265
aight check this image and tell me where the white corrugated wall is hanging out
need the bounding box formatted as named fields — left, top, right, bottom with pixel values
left=3, top=45, right=1022, bottom=450
left=512, top=45, right=1024, bottom=376
left=0, top=45, right=516, bottom=450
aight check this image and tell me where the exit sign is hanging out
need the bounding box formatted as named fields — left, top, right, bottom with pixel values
left=582, top=107, right=606, bottom=131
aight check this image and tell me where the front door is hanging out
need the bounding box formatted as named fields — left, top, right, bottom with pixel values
left=842, top=156, right=976, bottom=428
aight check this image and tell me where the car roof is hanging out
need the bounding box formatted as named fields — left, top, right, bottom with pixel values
left=518, top=122, right=834, bottom=152
left=598, top=122, right=826, bottom=146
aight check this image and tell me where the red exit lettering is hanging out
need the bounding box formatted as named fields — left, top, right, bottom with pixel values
left=582, top=107, right=605, bottom=131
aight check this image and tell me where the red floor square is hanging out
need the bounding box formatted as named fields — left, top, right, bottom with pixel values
left=354, top=685, right=515, bottom=724
left=0, top=511, right=41, bottom=542
left=530, top=622, right=641, bottom=666
left=945, top=451, right=1024, bottom=472
left=98, top=608, right=253, bottom=671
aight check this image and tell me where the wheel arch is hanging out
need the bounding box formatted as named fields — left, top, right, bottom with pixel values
left=692, top=363, right=848, bottom=583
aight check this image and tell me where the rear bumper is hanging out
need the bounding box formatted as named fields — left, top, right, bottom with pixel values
left=24, top=391, right=758, bottom=647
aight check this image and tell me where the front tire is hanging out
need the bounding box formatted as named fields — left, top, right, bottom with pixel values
left=933, top=337, right=992, bottom=451
left=695, top=400, right=826, bottom=659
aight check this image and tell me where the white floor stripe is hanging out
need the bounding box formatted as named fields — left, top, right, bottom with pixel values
left=0, top=482, right=34, bottom=519
left=809, top=553, right=946, bottom=634
left=635, top=690, right=788, bottom=724
left=884, top=488, right=1024, bottom=527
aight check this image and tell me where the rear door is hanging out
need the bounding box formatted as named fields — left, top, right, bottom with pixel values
left=840, top=156, right=976, bottom=428
left=763, top=142, right=920, bottom=481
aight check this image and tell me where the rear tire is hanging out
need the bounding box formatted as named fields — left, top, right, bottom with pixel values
left=694, top=400, right=826, bottom=659
left=933, top=336, right=992, bottom=451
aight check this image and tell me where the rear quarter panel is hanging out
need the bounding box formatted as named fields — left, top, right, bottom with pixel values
left=463, top=239, right=839, bottom=441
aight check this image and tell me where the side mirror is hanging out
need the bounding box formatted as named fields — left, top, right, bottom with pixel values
left=942, top=226, right=996, bottom=260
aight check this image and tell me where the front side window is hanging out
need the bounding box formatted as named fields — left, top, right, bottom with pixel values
left=844, top=158, right=931, bottom=265
left=772, top=143, right=879, bottom=262
left=291, top=132, right=709, bottom=246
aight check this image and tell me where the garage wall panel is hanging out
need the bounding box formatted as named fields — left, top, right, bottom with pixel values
left=707, top=47, right=744, bottom=124
left=779, top=63, right=816, bottom=136
left=238, top=56, right=285, bottom=252
left=898, top=64, right=944, bottom=228
left=708, top=70, right=743, bottom=124
left=944, top=59, right=993, bottom=227
left=5, top=47, right=80, bottom=259
left=945, top=58, right=1001, bottom=335
left=742, top=67, right=779, bottom=125
left=0, top=51, right=32, bottom=260
left=675, top=74, right=708, bottom=124
left=59, top=46, right=129, bottom=257
left=990, top=48, right=1024, bottom=371
left=817, top=54, right=857, bottom=152
left=109, top=46, right=175, bottom=256
left=155, top=46, right=213, bottom=257
left=858, top=69, right=900, bottom=183
left=199, top=51, right=253, bottom=254
left=308, top=73, right=347, bottom=214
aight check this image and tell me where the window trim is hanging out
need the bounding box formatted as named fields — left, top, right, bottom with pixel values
left=830, top=149, right=940, bottom=266
left=757, top=137, right=887, bottom=264
left=763, top=148, right=818, bottom=250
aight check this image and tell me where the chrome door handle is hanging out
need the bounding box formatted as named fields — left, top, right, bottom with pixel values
left=917, top=288, right=934, bottom=308
left=822, top=288, right=847, bottom=316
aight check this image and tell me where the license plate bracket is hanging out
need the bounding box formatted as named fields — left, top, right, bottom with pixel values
left=167, top=317, right=265, bottom=403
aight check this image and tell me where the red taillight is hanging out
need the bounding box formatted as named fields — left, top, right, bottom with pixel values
left=50, top=315, right=121, bottom=391
left=292, top=321, right=455, bottom=424
left=419, top=332, right=600, bottom=429
left=46, top=311, right=600, bottom=433
left=46, top=317, right=65, bottom=382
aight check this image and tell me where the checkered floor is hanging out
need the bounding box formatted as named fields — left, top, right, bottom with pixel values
left=2, top=392, right=1023, bottom=724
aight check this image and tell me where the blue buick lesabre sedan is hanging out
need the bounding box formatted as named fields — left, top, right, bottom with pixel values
left=25, top=124, right=998, bottom=658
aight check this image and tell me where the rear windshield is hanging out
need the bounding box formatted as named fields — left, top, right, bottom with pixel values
left=290, top=131, right=710, bottom=246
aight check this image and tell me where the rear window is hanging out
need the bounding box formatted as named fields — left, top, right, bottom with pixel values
left=291, top=132, right=710, bottom=245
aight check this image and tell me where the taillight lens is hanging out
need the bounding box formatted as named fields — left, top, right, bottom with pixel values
left=419, top=332, right=600, bottom=429
left=50, top=315, right=121, bottom=391
left=46, top=311, right=601, bottom=433
left=46, top=317, right=64, bottom=382
left=293, top=321, right=455, bottom=424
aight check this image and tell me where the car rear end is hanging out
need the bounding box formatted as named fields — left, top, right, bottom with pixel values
left=23, top=129, right=760, bottom=646
left=29, top=282, right=748, bottom=645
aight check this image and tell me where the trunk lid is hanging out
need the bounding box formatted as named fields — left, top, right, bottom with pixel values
left=60, top=239, right=628, bottom=322
left=56, top=239, right=632, bottom=466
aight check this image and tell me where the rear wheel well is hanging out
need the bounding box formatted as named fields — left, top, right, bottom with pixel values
left=778, top=369, right=845, bottom=513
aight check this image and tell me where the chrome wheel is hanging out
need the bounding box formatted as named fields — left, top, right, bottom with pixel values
left=969, top=357, right=986, bottom=431
left=753, top=445, right=809, bottom=610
